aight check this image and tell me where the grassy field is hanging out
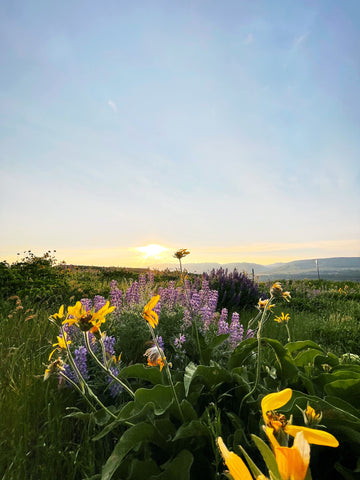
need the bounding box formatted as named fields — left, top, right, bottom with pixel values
left=1, top=256, right=360, bottom=479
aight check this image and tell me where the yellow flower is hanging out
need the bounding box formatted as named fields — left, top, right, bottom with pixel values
left=301, top=405, right=322, bottom=427
left=63, top=301, right=114, bottom=332
left=173, top=248, right=190, bottom=259
left=257, top=299, right=275, bottom=312
left=143, top=295, right=160, bottom=328
left=48, top=331, right=71, bottom=360
left=216, top=437, right=254, bottom=480
left=266, top=428, right=310, bottom=480
left=144, top=345, right=165, bottom=371
left=270, top=283, right=291, bottom=302
left=43, top=358, right=65, bottom=381
left=274, top=313, right=290, bottom=324
left=261, top=389, right=339, bottom=447
left=52, top=305, right=65, bottom=320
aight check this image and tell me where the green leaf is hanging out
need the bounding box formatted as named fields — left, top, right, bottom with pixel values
left=202, top=333, right=229, bottom=364
left=119, top=363, right=163, bottom=384
left=293, top=349, right=328, bottom=367
left=262, top=338, right=298, bottom=381
left=101, top=422, right=156, bottom=480
left=128, top=459, right=161, bottom=479
left=251, top=434, right=282, bottom=480
left=285, top=340, right=325, bottom=355
left=184, top=362, right=197, bottom=397
left=183, top=361, right=232, bottom=396
left=134, top=384, right=175, bottom=415
left=324, top=378, right=360, bottom=406
left=180, top=399, right=198, bottom=421
left=239, top=445, right=264, bottom=479
left=228, top=338, right=258, bottom=369
left=149, top=449, right=194, bottom=480
left=172, top=420, right=209, bottom=442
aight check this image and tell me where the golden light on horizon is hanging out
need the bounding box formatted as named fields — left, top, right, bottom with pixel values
left=135, top=244, right=169, bottom=259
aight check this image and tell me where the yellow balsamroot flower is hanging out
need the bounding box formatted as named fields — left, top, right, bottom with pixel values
left=300, top=404, right=322, bottom=427
left=63, top=301, right=115, bottom=332
left=270, top=283, right=291, bottom=302
left=43, top=358, right=65, bottom=381
left=48, top=331, right=71, bottom=360
left=257, top=299, right=275, bottom=312
left=144, top=345, right=165, bottom=371
left=216, top=437, right=257, bottom=480
left=274, top=313, right=290, bottom=324
left=173, top=248, right=190, bottom=259
left=52, top=305, right=65, bottom=320
left=261, top=388, right=339, bottom=447
left=143, top=295, right=160, bottom=328
left=266, top=428, right=310, bottom=480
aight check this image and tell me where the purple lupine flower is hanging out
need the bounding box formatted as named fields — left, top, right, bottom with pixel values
left=81, top=298, right=92, bottom=311
left=201, top=305, right=213, bottom=331
left=139, top=273, right=147, bottom=293
left=64, top=346, right=89, bottom=385
left=147, top=271, right=154, bottom=283
left=103, top=335, right=116, bottom=357
left=93, top=295, right=106, bottom=312
left=156, top=335, right=164, bottom=350
left=245, top=328, right=255, bottom=339
left=217, top=308, right=229, bottom=335
left=174, top=334, right=186, bottom=348
left=110, top=280, right=123, bottom=312
left=229, top=313, right=244, bottom=349
left=125, top=281, right=139, bottom=305
left=108, top=366, right=122, bottom=397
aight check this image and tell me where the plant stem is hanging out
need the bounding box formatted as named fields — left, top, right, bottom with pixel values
left=178, top=258, right=204, bottom=364
left=239, top=295, right=274, bottom=412
left=285, top=323, right=291, bottom=343
left=84, top=332, right=135, bottom=399
left=148, top=325, right=185, bottom=422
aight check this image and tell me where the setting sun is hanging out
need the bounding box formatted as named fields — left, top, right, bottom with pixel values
left=135, top=244, right=168, bottom=259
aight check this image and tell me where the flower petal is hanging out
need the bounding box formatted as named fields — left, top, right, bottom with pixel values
left=284, top=424, right=339, bottom=447
left=217, top=437, right=253, bottom=480
left=261, top=389, right=293, bottom=424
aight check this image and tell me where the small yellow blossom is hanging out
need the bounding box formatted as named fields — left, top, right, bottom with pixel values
left=51, top=305, right=65, bottom=320
left=261, top=388, right=339, bottom=447
left=173, top=248, right=190, bottom=259
left=257, top=299, right=275, bottom=312
left=143, top=295, right=160, bottom=329
left=274, top=313, right=290, bottom=324
left=48, top=331, right=71, bottom=360
left=144, top=345, right=165, bottom=371
left=270, top=282, right=291, bottom=302
left=301, top=404, right=322, bottom=427
left=43, top=358, right=65, bottom=381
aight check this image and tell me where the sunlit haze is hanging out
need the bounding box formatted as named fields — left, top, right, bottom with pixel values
left=1, top=1, right=359, bottom=267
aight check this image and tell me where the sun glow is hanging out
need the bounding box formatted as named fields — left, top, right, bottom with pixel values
left=135, top=244, right=168, bottom=259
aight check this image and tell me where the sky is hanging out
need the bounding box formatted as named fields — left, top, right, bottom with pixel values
left=1, top=0, right=359, bottom=267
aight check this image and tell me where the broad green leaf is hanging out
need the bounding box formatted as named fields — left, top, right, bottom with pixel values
left=184, top=362, right=197, bottom=397
left=293, top=349, right=328, bottom=367
left=101, top=422, right=156, bottom=480
left=251, top=434, right=282, bottom=480
left=202, top=333, right=229, bottom=364
left=228, top=338, right=258, bottom=369
left=134, top=384, right=175, bottom=415
left=324, top=378, right=360, bottom=406
left=172, top=420, right=209, bottom=442
left=149, top=449, right=194, bottom=480
left=285, top=340, right=325, bottom=355
left=128, top=458, right=161, bottom=479
left=180, top=399, right=198, bottom=421
left=262, top=338, right=298, bottom=381
left=119, top=363, right=162, bottom=384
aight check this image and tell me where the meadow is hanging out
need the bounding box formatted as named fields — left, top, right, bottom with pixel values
left=1, top=251, right=360, bottom=480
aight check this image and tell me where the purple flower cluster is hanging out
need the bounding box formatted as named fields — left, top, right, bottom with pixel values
left=217, top=309, right=254, bottom=349
left=158, top=281, right=184, bottom=309
left=81, top=298, right=92, bottom=311
left=125, top=281, right=139, bottom=305
left=64, top=346, right=89, bottom=384
left=102, top=335, right=123, bottom=397
left=110, top=280, right=123, bottom=311
left=93, top=295, right=106, bottom=312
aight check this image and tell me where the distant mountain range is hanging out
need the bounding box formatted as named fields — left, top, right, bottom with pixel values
left=149, top=257, right=360, bottom=281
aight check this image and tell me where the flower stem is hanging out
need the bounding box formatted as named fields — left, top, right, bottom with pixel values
left=240, top=295, right=274, bottom=412
left=148, top=325, right=185, bottom=422
left=84, top=332, right=135, bottom=399
left=285, top=323, right=291, bottom=343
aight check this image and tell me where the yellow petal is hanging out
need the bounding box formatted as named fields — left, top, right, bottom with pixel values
left=217, top=437, right=253, bottom=480
left=261, top=389, right=293, bottom=424
left=145, top=295, right=160, bottom=311
left=284, top=424, right=339, bottom=447
left=48, top=348, right=57, bottom=361
left=274, top=432, right=310, bottom=480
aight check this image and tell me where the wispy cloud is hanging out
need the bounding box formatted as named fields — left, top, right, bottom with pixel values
left=108, top=100, right=117, bottom=112
left=244, top=33, right=253, bottom=45
left=293, top=32, right=309, bottom=49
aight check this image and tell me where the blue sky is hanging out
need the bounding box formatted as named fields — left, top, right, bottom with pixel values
left=1, top=0, right=359, bottom=266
